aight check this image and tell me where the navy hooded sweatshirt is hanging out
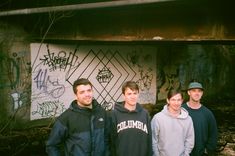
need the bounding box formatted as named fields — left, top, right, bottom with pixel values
left=109, top=102, right=152, bottom=156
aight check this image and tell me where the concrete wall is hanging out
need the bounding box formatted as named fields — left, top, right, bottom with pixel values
left=30, top=43, right=157, bottom=120
left=1, top=19, right=235, bottom=129
left=0, top=21, right=31, bottom=128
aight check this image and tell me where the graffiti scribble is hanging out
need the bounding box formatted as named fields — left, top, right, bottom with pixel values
left=126, top=51, right=140, bottom=67
left=39, top=44, right=80, bottom=72
left=33, top=69, right=65, bottom=98
left=96, top=67, right=114, bottom=83
left=101, top=100, right=113, bottom=111
left=0, top=54, right=19, bottom=89
left=32, top=100, right=65, bottom=118
left=12, top=51, right=31, bottom=89
left=136, top=67, right=153, bottom=91
left=11, top=92, right=23, bottom=110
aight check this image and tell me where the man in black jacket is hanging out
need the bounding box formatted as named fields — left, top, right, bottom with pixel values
left=46, top=78, right=109, bottom=156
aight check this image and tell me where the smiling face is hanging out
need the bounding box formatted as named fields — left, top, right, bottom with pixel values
left=187, top=88, right=203, bottom=103
left=123, top=87, right=139, bottom=108
left=75, top=84, right=93, bottom=107
left=167, top=93, right=183, bottom=113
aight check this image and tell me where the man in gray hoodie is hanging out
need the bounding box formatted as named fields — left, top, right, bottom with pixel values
left=151, top=89, right=194, bottom=156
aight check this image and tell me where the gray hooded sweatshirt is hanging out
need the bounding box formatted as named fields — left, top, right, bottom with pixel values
left=151, top=105, right=195, bottom=156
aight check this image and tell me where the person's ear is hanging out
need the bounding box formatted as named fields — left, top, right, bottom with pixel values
left=166, top=98, right=169, bottom=104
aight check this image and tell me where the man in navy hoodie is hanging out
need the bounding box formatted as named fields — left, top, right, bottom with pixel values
left=46, top=78, right=109, bottom=156
left=109, top=81, right=152, bottom=156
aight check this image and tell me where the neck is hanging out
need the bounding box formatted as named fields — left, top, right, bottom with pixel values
left=77, top=102, right=92, bottom=109
left=124, top=103, right=136, bottom=111
left=187, top=100, right=201, bottom=109
left=168, top=106, right=181, bottom=117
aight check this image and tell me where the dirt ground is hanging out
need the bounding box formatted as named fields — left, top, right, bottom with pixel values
left=0, top=102, right=234, bottom=156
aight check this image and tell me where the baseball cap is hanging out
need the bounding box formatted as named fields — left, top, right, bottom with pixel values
left=188, top=82, right=204, bottom=90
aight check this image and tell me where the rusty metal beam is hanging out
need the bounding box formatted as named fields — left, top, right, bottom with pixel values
left=0, top=0, right=174, bottom=16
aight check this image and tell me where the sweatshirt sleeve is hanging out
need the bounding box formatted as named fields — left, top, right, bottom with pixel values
left=109, top=111, right=118, bottom=156
left=151, top=115, right=160, bottom=156
left=104, top=111, right=112, bottom=156
left=184, top=117, right=195, bottom=156
left=206, top=111, right=218, bottom=155
left=46, top=120, right=67, bottom=156
left=147, top=113, right=153, bottom=156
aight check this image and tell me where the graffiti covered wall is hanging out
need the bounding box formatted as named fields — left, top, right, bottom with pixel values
left=30, top=43, right=156, bottom=120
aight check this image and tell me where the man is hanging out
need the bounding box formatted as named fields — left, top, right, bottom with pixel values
left=151, top=89, right=194, bottom=156
left=46, top=78, right=109, bottom=156
left=182, top=81, right=218, bottom=156
left=109, top=81, right=152, bottom=156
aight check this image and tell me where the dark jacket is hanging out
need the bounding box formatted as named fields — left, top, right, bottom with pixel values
left=46, top=99, right=109, bottom=156
left=109, top=102, right=152, bottom=156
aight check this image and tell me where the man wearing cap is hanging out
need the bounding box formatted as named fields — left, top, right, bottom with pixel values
left=182, top=82, right=218, bottom=156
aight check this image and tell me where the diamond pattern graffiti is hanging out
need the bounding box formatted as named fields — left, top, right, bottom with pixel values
left=67, top=49, right=136, bottom=110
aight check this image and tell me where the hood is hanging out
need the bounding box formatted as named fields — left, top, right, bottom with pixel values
left=69, top=99, right=99, bottom=112
left=162, top=104, right=189, bottom=119
left=114, top=101, right=143, bottom=113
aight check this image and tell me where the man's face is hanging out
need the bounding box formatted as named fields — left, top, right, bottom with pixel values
left=75, top=84, right=93, bottom=106
left=187, top=88, right=203, bottom=102
left=167, top=93, right=183, bottom=112
left=123, top=87, right=139, bottom=106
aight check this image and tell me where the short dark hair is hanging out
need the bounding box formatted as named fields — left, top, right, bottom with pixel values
left=167, top=88, right=183, bottom=100
left=122, top=81, right=139, bottom=94
left=73, top=78, right=93, bottom=94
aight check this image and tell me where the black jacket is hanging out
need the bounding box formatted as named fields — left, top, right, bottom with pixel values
left=46, top=99, right=109, bottom=156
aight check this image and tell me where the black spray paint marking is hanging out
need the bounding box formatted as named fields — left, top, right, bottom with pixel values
left=33, top=69, right=65, bottom=98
